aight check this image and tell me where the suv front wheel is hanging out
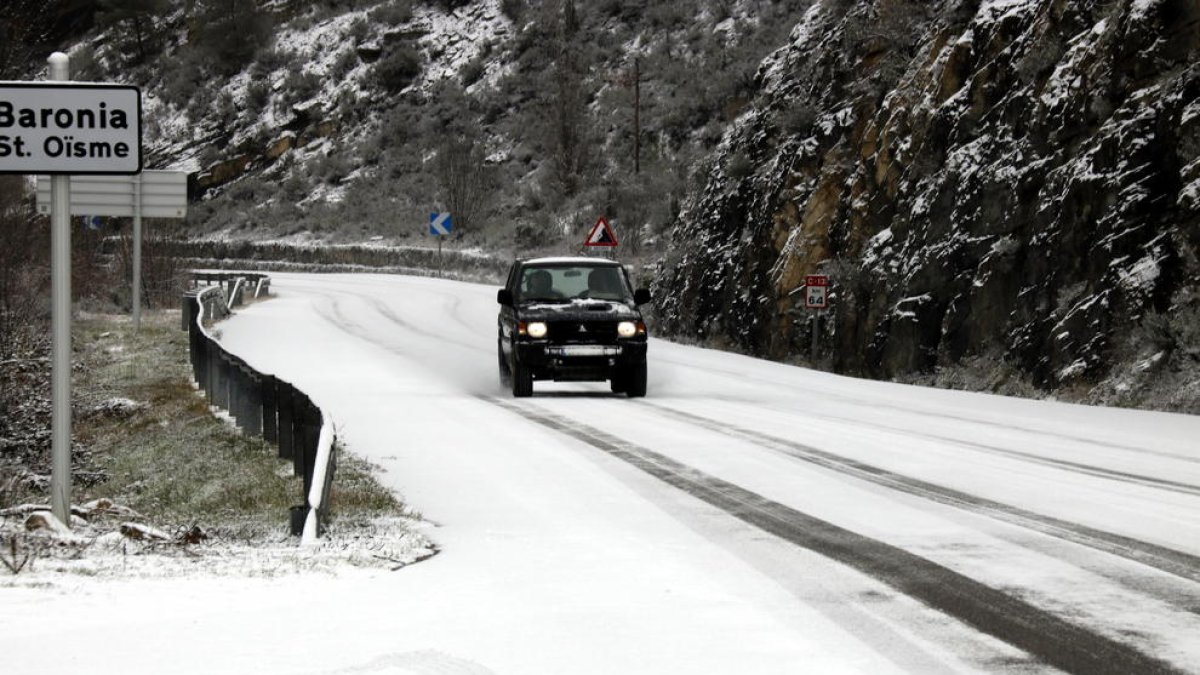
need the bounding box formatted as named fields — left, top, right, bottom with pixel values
left=498, top=338, right=512, bottom=387
left=511, top=356, right=533, bottom=397
left=624, top=362, right=646, bottom=398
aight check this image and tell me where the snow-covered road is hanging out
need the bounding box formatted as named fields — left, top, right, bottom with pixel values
left=5, top=272, right=1199, bottom=675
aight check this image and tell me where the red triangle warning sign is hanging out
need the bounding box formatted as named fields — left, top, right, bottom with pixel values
left=585, top=216, right=619, bottom=247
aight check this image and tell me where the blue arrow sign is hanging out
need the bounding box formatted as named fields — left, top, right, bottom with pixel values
left=430, top=212, right=452, bottom=236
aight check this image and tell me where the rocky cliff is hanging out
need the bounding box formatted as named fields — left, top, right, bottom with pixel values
left=654, top=0, right=1200, bottom=407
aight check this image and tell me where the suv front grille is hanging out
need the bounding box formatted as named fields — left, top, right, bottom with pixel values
left=547, top=320, right=618, bottom=343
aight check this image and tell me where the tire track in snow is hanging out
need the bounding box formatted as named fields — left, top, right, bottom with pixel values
left=484, top=396, right=1186, bottom=675
left=638, top=401, right=1200, bottom=584
left=705, top=399, right=1200, bottom=497
left=654, top=355, right=1199, bottom=465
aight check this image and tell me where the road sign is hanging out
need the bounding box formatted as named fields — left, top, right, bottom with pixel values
left=804, top=275, right=828, bottom=309
left=82, top=215, right=102, bottom=230
left=0, top=82, right=142, bottom=174
left=36, top=171, right=187, bottom=218
left=585, top=216, right=618, bottom=247
left=430, top=212, right=452, bottom=236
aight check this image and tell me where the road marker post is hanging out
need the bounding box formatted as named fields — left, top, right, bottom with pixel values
left=430, top=212, right=452, bottom=278
left=804, top=275, right=829, bottom=365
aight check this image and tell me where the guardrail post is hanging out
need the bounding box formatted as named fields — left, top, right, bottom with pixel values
left=228, top=358, right=241, bottom=427
left=184, top=292, right=201, bottom=381
left=232, top=361, right=249, bottom=431
left=214, top=352, right=230, bottom=409
left=301, top=399, right=320, bottom=497
left=261, top=375, right=278, bottom=444
left=206, top=337, right=218, bottom=404
left=292, top=396, right=310, bottom=478
left=277, top=381, right=295, bottom=461
left=195, top=327, right=209, bottom=393
left=318, top=435, right=337, bottom=523
left=182, top=291, right=196, bottom=332
left=245, top=370, right=263, bottom=437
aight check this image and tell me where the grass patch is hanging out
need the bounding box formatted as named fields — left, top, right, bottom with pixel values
left=329, top=452, right=402, bottom=517
left=66, top=310, right=403, bottom=537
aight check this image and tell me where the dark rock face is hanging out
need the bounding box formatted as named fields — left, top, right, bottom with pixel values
left=654, top=0, right=1200, bottom=390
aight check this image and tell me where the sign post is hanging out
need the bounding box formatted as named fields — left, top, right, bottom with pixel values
left=48, top=53, right=71, bottom=526
left=35, top=171, right=187, bottom=333
left=3, top=52, right=144, bottom=526
left=804, top=275, right=829, bottom=364
left=429, top=212, right=452, bottom=277
left=133, top=174, right=142, bottom=331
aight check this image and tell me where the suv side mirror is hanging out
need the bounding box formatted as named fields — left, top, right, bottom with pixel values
left=497, top=288, right=514, bottom=306
left=634, top=288, right=651, bottom=306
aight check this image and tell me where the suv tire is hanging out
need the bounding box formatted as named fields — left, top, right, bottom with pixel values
left=625, top=361, right=647, bottom=398
left=610, top=372, right=627, bottom=394
left=512, top=358, right=533, bottom=397
left=498, top=339, right=511, bottom=386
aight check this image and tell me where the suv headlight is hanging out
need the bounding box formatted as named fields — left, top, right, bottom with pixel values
left=526, top=321, right=548, bottom=339
left=617, top=321, right=638, bottom=338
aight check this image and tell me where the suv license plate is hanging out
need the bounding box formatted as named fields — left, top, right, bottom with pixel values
left=547, top=345, right=620, bottom=357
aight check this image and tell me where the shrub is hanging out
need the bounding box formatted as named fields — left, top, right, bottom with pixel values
left=252, top=46, right=293, bottom=79
left=372, top=46, right=421, bottom=92
left=725, top=150, right=753, bottom=180
left=246, top=80, right=271, bottom=115
left=348, top=17, right=370, bottom=44
left=460, top=56, right=485, bottom=86
left=500, top=0, right=525, bottom=22
left=368, top=0, right=413, bottom=26
left=282, top=70, right=322, bottom=108
left=331, top=48, right=359, bottom=79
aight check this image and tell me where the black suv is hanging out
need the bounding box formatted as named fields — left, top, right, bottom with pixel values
left=497, top=257, right=651, bottom=397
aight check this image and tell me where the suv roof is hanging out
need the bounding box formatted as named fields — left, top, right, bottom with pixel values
left=522, top=256, right=623, bottom=266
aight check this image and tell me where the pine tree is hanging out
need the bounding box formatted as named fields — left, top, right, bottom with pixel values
left=546, top=0, right=590, bottom=197
left=191, top=0, right=271, bottom=76
left=97, top=0, right=169, bottom=64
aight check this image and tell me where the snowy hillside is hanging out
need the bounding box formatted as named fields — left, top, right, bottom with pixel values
left=654, top=0, right=1200, bottom=412
left=59, top=0, right=815, bottom=254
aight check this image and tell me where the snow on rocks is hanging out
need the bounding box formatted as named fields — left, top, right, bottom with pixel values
left=0, top=494, right=435, bottom=584
left=80, top=498, right=142, bottom=519
left=118, top=523, right=172, bottom=542
left=84, top=397, right=147, bottom=419
left=22, top=511, right=73, bottom=538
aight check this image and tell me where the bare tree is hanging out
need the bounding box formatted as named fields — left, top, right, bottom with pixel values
left=97, top=0, right=170, bottom=64
left=431, top=136, right=495, bottom=234
left=0, top=177, right=48, bottom=416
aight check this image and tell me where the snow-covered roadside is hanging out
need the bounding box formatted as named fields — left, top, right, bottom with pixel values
left=0, top=511, right=431, bottom=587
left=0, top=277, right=980, bottom=675
left=4, top=273, right=1198, bottom=674
left=0, top=310, right=434, bottom=592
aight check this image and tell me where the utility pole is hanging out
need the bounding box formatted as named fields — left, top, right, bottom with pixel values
left=634, top=57, right=641, bottom=175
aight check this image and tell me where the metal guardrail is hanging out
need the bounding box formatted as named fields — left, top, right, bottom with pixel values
left=182, top=282, right=337, bottom=542
left=187, top=271, right=271, bottom=312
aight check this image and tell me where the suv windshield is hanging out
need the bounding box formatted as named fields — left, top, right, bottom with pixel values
left=518, top=265, right=632, bottom=303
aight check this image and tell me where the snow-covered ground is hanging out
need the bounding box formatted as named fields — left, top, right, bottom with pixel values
left=3, top=272, right=1198, bottom=674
